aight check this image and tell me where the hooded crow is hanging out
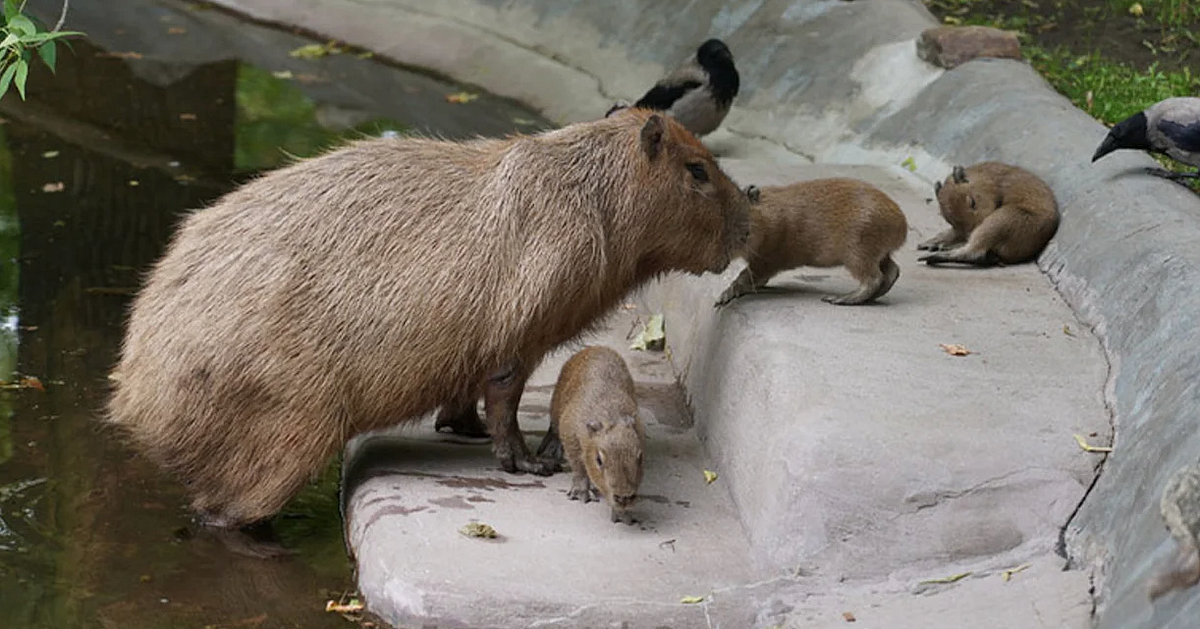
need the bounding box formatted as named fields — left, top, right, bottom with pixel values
left=632, top=39, right=740, bottom=137
left=1092, top=97, right=1200, bottom=184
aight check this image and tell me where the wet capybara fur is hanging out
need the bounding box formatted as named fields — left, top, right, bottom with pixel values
left=106, top=107, right=756, bottom=529
left=716, top=178, right=908, bottom=306
left=537, top=345, right=645, bottom=525
left=918, top=162, right=1060, bottom=266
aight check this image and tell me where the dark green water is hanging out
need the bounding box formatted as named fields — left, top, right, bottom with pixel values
left=0, top=2, right=551, bottom=628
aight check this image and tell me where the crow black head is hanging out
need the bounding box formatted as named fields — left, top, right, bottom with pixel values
left=695, top=39, right=739, bottom=105
left=696, top=39, right=733, bottom=67
left=1092, top=111, right=1151, bottom=162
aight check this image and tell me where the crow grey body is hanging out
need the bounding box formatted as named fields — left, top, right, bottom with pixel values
left=1093, top=97, right=1200, bottom=184
left=632, top=39, right=740, bottom=137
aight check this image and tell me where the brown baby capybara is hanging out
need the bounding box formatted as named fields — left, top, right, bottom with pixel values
left=106, top=107, right=757, bottom=529
left=918, top=162, right=1060, bottom=266
left=715, top=177, right=908, bottom=307
left=537, top=345, right=645, bottom=525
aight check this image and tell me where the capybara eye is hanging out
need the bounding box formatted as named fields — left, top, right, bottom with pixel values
left=969, top=196, right=977, bottom=209
left=596, top=452, right=604, bottom=468
left=686, top=162, right=709, bottom=183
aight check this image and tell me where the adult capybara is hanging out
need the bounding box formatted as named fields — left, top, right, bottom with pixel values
left=106, top=107, right=756, bottom=529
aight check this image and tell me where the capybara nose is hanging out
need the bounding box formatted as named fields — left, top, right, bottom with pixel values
left=614, top=493, right=636, bottom=507
left=745, top=185, right=760, bottom=204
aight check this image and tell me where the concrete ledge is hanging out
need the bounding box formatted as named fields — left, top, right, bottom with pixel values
left=203, top=1, right=1200, bottom=627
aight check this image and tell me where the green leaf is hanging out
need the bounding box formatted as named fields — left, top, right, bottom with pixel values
left=37, top=40, right=52, bottom=72
left=2, top=0, right=19, bottom=22
left=14, top=58, right=27, bottom=100
left=0, top=32, right=17, bottom=49
left=0, top=62, right=16, bottom=99
left=7, top=15, right=34, bottom=37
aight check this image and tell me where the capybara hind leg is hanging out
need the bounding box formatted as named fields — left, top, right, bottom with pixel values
left=715, top=266, right=767, bottom=307
left=434, top=395, right=489, bottom=439
left=824, top=258, right=885, bottom=305
left=920, top=216, right=1007, bottom=266
left=535, top=423, right=566, bottom=472
left=484, top=363, right=554, bottom=476
left=917, top=227, right=963, bottom=252
left=867, top=256, right=901, bottom=302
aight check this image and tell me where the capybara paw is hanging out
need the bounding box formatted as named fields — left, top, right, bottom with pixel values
left=917, top=253, right=943, bottom=265
left=822, top=294, right=871, bottom=306
left=535, top=432, right=565, bottom=462
left=611, top=508, right=636, bottom=525
left=567, top=486, right=590, bottom=502
left=916, top=241, right=943, bottom=251
left=499, top=453, right=555, bottom=476
left=538, top=456, right=565, bottom=474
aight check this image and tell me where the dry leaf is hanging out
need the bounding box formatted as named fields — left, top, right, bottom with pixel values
left=41, top=182, right=64, bottom=193
left=325, top=599, right=364, bottom=613
left=630, top=314, right=665, bottom=351
left=459, top=522, right=497, bottom=538
left=1129, top=2, right=1144, bottom=16
left=41, top=150, right=59, bottom=158
left=1063, top=325, right=1075, bottom=337
left=446, top=91, right=480, bottom=104
left=289, top=43, right=338, bottom=60
left=167, top=27, right=187, bottom=34
left=919, top=571, right=972, bottom=585
left=271, top=70, right=294, bottom=79
left=1073, top=434, right=1112, bottom=453
left=1001, top=563, right=1031, bottom=582
left=703, top=470, right=718, bottom=484
left=843, top=611, right=857, bottom=622
left=179, top=113, right=197, bottom=121
left=680, top=595, right=706, bottom=604
left=940, top=343, right=971, bottom=356
left=2, top=376, right=45, bottom=391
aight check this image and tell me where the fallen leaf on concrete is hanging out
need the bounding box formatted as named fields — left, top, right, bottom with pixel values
left=289, top=42, right=339, bottom=60
left=1073, top=434, right=1112, bottom=453
left=703, top=470, right=718, bottom=484
left=1063, top=325, right=1075, bottom=337
left=901, top=156, right=917, bottom=172
left=679, top=595, right=706, bottom=604
left=167, top=27, right=186, bottom=34
left=178, top=113, right=197, bottom=121
left=842, top=611, right=857, bottom=622
left=939, top=343, right=971, bottom=356
left=630, top=314, right=666, bottom=351
left=919, top=571, right=972, bottom=585
left=325, top=598, right=363, bottom=613
left=271, top=70, right=294, bottom=79
left=41, top=150, right=58, bottom=158
left=459, top=522, right=497, bottom=538
left=1001, top=563, right=1031, bottom=582
left=41, top=182, right=64, bottom=193
left=446, top=91, right=480, bottom=104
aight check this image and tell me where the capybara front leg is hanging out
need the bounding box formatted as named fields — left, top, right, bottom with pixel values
left=484, top=362, right=553, bottom=476
left=714, top=267, right=765, bottom=307
left=434, top=394, right=490, bottom=439
left=567, top=469, right=598, bottom=503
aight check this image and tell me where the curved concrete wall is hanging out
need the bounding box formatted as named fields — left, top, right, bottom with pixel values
left=206, top=1, right=1200, bottom=626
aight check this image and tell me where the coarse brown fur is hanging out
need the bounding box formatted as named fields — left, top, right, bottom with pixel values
left=918, top=161, right=1059, bottom=266
left=537, top=345, right=645, bottom=525
left=715, top=177, right=908, bottom=307
left=106, top=107, right=755, bottom=529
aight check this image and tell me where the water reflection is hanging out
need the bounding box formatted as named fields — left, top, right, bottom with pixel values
left=0, top=1, right=551, bottom=627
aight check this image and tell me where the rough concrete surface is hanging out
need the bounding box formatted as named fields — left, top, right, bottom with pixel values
left=186, top=0, right=1200, bottom=626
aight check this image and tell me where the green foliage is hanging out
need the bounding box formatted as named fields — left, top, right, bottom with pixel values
left=1108, top=0, right=1200, bottom=28
left=0, top=0, right=83, bottom=101
left=1026, top=48, right=1200, bottom=124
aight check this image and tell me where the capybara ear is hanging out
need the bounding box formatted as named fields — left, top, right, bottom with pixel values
left=934, top=180, right=943, bottom=194
left=586, top=418, right=603, bottom=434
left=746, top=185, right=761, bottom=204
left=640, top=114, right=666, bottom=160
left=952, top=166, right=968, bottom=184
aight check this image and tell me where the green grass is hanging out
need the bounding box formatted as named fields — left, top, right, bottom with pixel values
left=1108, top=0, right=1200, bottom=28
left=1027, top=48, right=1199, bottom=124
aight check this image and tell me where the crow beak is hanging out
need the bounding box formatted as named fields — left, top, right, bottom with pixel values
left=1092, top=134, right=1119, bottom=163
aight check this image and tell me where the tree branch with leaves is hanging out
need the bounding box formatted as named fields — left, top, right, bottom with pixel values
left=1, top=0, right=84, bottom=100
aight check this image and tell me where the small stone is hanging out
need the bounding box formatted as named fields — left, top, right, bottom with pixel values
left=916, top=26, right=1022, bottom=70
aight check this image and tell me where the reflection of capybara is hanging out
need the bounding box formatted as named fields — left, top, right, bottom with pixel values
left=537, top=346, right=645, bottom=525
left=716, top=178, right=908, bottom=306
left=106, top=107, right=757, bottom=529
left=918, top=162, right=1059, bottom=266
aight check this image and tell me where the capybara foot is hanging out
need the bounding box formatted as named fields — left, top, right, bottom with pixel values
left=611, top=508, right=637, bottom=525
left=434, top=402, right=490, bottom=440
left=497, top=448, right=555, bottom=476
left=568, top=474, right=599, bottom=503
left=535, top=430, right=566, bottom=472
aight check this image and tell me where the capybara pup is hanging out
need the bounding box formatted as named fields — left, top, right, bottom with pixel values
left=107, top=107, right=756, bottom=529
left=538, top=346, right=645, bottom=525
left=918, top=162, right=1059, bottom=266
left=715, top=177, right=908, bottom=307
